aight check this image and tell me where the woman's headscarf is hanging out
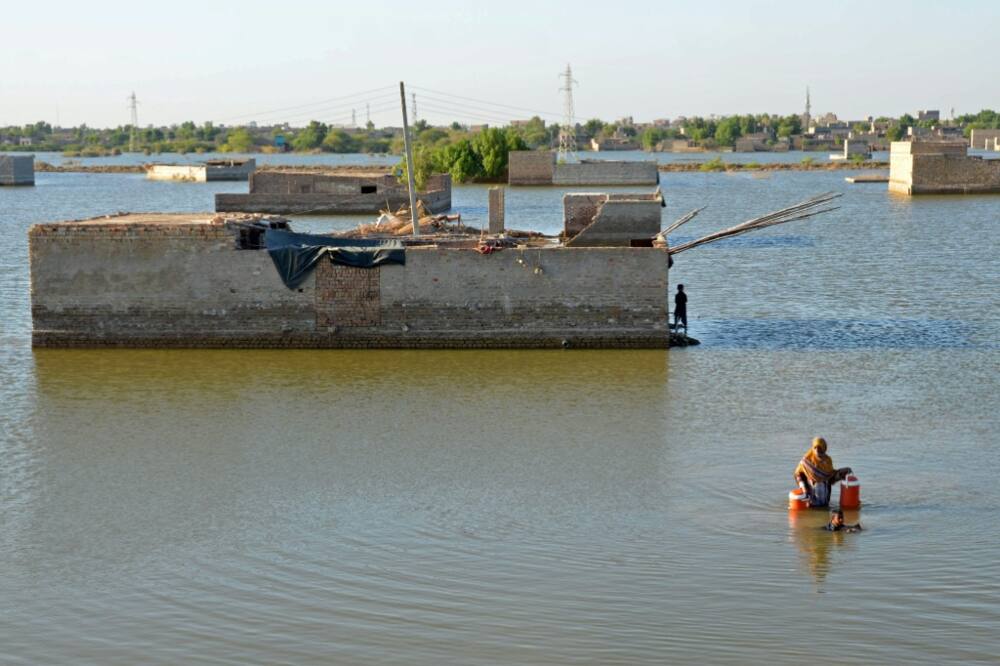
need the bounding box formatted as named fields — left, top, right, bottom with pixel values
left=796, top=436, right=835, bottom=483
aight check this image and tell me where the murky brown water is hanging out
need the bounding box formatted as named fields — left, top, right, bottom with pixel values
left=2, top=170, right=998, bottom=663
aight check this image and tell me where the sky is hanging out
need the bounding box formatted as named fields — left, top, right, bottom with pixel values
left=2, top=0, right=998, bottom=128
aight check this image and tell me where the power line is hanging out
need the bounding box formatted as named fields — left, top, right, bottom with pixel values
left=405, top=91, right=557, bottom=123
left=415, top=100, right=530, bottom=127
left=252, top=96, right=399, bottom=126
left=410, top=84, right=564, bottom=119
left=216, top=84, right=397, bottom=123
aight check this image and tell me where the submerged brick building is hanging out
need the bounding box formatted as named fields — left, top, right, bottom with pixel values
left=29, top=213, right=671, bottom=348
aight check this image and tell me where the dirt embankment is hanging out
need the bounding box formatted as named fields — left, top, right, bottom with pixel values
left=35, top=162, right=145, bottom=173
left=35, top=160, right=890, bottom=176
left=34, top=162, right=394, bottom=175
left=657, top=160, right=889, bottom=172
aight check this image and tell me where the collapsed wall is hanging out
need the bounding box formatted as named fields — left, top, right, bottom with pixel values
left=563, top=192, right=664, bottom=246
left=889, top=141, right=1000, bottom=194
left=215, top=171, right=452, bottom=214
left=29, top=213, right=670, bottom=348
left=0, top=154, right=35, bottom=186
left=508, top=151, right=659, bottom=186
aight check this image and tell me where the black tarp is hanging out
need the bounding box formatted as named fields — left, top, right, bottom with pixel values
left=264, top=229, right=405, bottom=290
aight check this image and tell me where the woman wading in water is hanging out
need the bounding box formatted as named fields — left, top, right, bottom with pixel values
left=794, top=437, right=852, bottom=508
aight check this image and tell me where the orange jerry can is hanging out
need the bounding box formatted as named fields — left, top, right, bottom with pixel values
left=788, top=488, right=810, bottom=511
left=840, top=475, right=861, bottom=509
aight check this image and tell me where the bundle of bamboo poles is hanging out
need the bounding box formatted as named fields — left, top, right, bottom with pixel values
left=666, top=192, right=842, bottom=255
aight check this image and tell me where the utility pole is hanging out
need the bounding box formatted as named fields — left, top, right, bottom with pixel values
left=352, top=108, right=357, bottom=127
left=557, top=64, right=578, bottom=162
left=411, top=93, right=417, bottom=123
left=399, top=81, right=420, bottom=237
left=366, top=102, right=371, bottom=126
left=127, top=91, right=139, bottom=153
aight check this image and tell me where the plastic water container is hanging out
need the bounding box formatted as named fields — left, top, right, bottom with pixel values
left=788, top=488, right=810, bottom=511
left=840, top=475, right=861, bottom=509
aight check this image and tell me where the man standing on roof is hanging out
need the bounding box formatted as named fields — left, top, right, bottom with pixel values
left=673, top=284, right=688, bottom=332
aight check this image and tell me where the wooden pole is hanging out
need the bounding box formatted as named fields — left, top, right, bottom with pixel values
left=399, top=81, right=420, bottom=237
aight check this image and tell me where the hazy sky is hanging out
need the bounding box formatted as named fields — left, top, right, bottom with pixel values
left=3, top=0, right=998, bottom=128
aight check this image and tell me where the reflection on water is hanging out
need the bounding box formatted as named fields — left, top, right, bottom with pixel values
left=2, top=169, right=999, bottom=663
left=788, top=509, right=862, bottom=586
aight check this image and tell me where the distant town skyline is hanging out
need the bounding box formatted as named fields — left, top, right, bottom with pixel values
left=2, top=0, right=998, bottom=128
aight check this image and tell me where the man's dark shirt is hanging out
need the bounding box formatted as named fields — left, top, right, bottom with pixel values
left=674, top=291, right=687, bottom=314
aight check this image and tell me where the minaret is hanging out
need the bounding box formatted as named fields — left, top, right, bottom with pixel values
left=802, top=86, right=811, bottom=132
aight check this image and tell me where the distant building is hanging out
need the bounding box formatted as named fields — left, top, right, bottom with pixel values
left=18, top=137, right=33, bottom=146
left=591, top=136, right=639, bottom=151
left=917, top=109, right=940, bottom=122
left=970, top=129, right=1000, bottom=151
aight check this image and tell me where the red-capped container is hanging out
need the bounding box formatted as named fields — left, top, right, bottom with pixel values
left=788, top=488, right=810, bottom=511
left=840, top=475, right=861, bottom=509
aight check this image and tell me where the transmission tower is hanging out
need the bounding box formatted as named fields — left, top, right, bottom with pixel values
left=366, top=102, right=371, bottom=126
left=558, top=64, right=578, bottom=162
left=127, top=91, right=139, bottom=152
left=411, top=93, right=417, bottom=122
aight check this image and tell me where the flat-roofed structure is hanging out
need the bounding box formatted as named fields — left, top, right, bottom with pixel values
left=508, top=151, right=659, bottom=186
left=216, top=169, right=452, bottom=215
left=0, top=154, right=35, bottom=186
left=889, top=141, right=1000, bottom=195
left=145, top=158, right=256, bottom=182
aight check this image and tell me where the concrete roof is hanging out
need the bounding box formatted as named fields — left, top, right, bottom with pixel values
left=47, top=213, right=221, bottom=226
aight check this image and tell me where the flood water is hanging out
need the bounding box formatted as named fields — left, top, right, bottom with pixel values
left=1, top=168, right=999, bottom=663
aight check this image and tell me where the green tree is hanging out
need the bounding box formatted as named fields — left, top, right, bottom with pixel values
left=472, top=128, right=509, bottom=179
left=417, top=127, right=449, bottom=145
left=640, top=127, right=667, bottom=151
left=885, top=125, right=904, bottom=142
left=291, top=120, right=327, bottom=151
left=777, top=114, right=802, bottom=138
left=518, top=116, right=548, bottom=148
left=221, top=127, right=255, bottom=152
left=322, top=129, right=360, bottom=153
left=714, top=117, right=742, bottom=146
left=583, top=118, right=606, bottom=139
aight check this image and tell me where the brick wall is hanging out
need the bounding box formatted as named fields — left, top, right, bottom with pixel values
left=553, top=160, right=659, bottom=186
left=315, top=262, right=381, bottom=328
left=508, top=151, right=555, bottom=185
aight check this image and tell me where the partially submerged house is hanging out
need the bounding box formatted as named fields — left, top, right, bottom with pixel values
left=215, top=169, right=452, bottom=215
left=29, top=212, right=670, bottom=349
left=146, top=158, right=256, bottom=182
left=0, top=154, right=35, bottom=186
left=889, top=140, right=1000, bottom=194
left=508, top=151, right=659, bottom=186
